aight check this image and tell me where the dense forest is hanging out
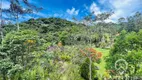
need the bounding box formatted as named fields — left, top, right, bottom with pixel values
left=0, top=0, right=142, bottom=80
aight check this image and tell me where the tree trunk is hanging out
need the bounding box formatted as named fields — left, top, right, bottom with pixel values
left=0, top=0, right=3, bottom=45
left=21, top=54, right=24, bottom=66
left=89, top=57, right=92, bottom=80
left=16, top=14, right=19, bottom=31
left=0, top=31, right=3, bottom=41
left=3, top=72, right=6, bottom=80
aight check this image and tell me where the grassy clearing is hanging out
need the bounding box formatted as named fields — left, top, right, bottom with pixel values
left=62, top=47, right=110, bottom=80
left=95, top=48, right=110, bottom=77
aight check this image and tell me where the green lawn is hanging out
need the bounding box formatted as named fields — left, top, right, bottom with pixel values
left=62, top=47, right=110, bottom=80
left=95, top=48, right=110, bottom=77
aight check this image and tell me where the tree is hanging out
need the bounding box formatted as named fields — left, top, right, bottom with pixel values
left=95, top=12, right=113, bottom=22
left=106, top=29, right=142, bottom=76
left=0, top=30, right=43, bottom=79
left=80, top=48, right=102, bottom=80
left=82, top=12, right=94, bottom=26
left=72, top=16, right=78, bottom=24
left=0, top=0, right=3, bottom=45
left=1, top=30, right=40, bottom=65
left=3, top=0, right=42, bottom=31
left=0, top=59, right=13, bottom=80
left=122, top=12, right=142, bottom=32
left=118, top=17, right=126, bottom=32
left=80, top=58, right=97, bottom=80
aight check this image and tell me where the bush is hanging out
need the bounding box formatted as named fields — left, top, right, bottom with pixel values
left=80, top=58, right=97, bottom=80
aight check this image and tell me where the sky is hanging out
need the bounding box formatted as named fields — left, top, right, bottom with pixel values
left=2, top=0, right=142, bottom=23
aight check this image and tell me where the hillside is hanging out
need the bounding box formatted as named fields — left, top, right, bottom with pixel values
left=0, top=14, right=142, bottom=80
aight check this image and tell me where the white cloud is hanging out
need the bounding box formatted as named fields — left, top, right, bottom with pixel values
left=53, top=13, right=59, bottom=17
left=2, top=1, right=10, bottom=9
left=53, top=13, right=63, bottom=17
left=24, top=15, right=33, bottom=19
left=89, top=0, right=142, bottom=23
left=32, top=11, right=47, bottom=17
left=90, top=2, right=101, bottom=15
left=66, top=7, right=79, bottom=15
left=104, top=19, right=115, bottom=23
left=99, top=0, right=107, bottom=4
left=108, top=0, right=142, bottom=22
left=84, top=4, right=89, bottom=10
left=37, top=12, right=47, bottom=17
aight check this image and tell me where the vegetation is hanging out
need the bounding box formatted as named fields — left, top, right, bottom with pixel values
left=0, top=1, right=142, bottom=80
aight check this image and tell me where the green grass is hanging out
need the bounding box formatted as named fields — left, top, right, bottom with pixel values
left=95, top=48, right=110, bottom=77
left=62, top=46, right=110, bottom=80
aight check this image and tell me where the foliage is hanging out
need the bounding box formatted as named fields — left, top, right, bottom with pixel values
left=106, top=29, right=142, bottom=76
left=80, top=48, right=102, bottom=62
left=2, top=30, right=40, bottom=64
left=0, top=59, right=13, bottom=79
left=0, top=11, right=142, bottom=79
left=80, top=58, right=98, bottom=80
left=118, top=12, right=142, bottom=32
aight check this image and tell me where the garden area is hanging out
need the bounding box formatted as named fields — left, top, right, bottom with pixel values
left=0, top=0, right=142, bottom=80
